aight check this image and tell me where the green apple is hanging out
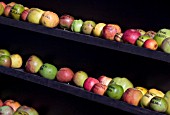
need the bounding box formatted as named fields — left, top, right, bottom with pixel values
left=164, top=90, right=170, bottom=114
left=39, top=63, right=58, bottom=80
left=73, top=70, right=88, bottom=87
left=0, top=3, right=4, bottom=15
left=0, top=49, right=10, bottom=56
left=140, top=92, right=156, bottom=108
left=81, top=20, right=96, bottom=35
left=13, top=111, right=29, bottom=115
left=10, top=4, right=25, bottom=20
left=161, top=37, right=170, bottom=54
left=71, top=19, right=83, bottom=33
left=109, top=77, right=134, bottom=92
left=153, top=28, right=170, bottom=47
left=136, top=35, right=151, bottom=47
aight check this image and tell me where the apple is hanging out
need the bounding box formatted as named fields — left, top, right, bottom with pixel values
left=73, top=70, right=88, bottom=87
left=0, top=55, right=11, bottom=67
left=83, top=77, right=99, bottom=91
left=93, top=23, right=106, bottom=37
left=0, top=2, right=6, bottom=9
left=122, top=29, right=141, bottom=44
left=149, top=96, right=168, bottom=112
left=3, top=99, right=21, bottom=112
left=27, top=8, right=45, bottom=24
left=0, top=49, right=10, bottom=56
left=136, top=29, right=146, bottom=35
left=39, top=63, right=58, bottom=80
left=4, top=5, right=12, bottom=17
left=40, top=11, right=59, bottom=28
left=81, top=20, right=96, bottom=35
left=10, top=3, right=25, bottom=20
left=114, top=33, right=123, bottom=42
left=13, top=111, right=29, bottom=115
left=164, top=90, right=170, bottom=114
left=0, top=105, right=14, bottom=115
left=0, top=2, right=4, bottom=15
left=136, top=35, right=152, bottom=47
left=148, top=88, right=165, bottom=97
left=92, top=82, right=107, bottom=96
left=143, top=39, right=158, bottom=50
left=56, top=67, right=74, bottom=83
left=102, top=24, right=117, bottom=40
left=20, top=9, right=30, bottom=21
left=98, top=75, right=112, bottom=86
left=0, top=99, right=3, bottom=106
left=112, top=24, right=121, bottom=33
left=59, top=14, right=74, bottom=30
left=122, top=88, right=143, bottom=106
left=140, top=92, right=156, bottom=108
left=161, top=37, right=170, bottom=54
left=135, top=86, right=148, bottom=95
left=25, top=55, right=43, bottom=73
left=7, top=2, right=16, bottom=7
left=106, top=83, right=124, bottom=100
left=16, top=105, right=39, bottom=115
left=71, top=19, right=83, bottom=33
left=144, top=30, right=156, bottom=38
left=153, top=28, right=170, bottom=47
left=10, top=54, right=23, bottom=68
left=109, top=77, right=134, bottom=92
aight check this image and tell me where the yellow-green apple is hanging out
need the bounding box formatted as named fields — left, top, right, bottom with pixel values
left=153, top=28, right=170, bottom=47
left=102, top=24, right=117, bottom=40
left=0, top=55, right=11, bottom=67
left=143, top=39, right=158, bottom=50
left=10, top=3, right=25, bottom=20
left=0, top=105, right=14, bottom=115
left=25, top=55, right=43, bottom=73
left=73, top=70, right=88, bottom=87
left=161, top=37, right=170, bottom=54
left=16, top=105, right=39, bottom=115
left=13, top=111, right=29, bottom=115
left=122, top=29, right=141, bottom=44
left=10, top=54, right=23, bottom=68
left=39, top=63, right=58, bottom=80
left=92, top=23, right=106, bottom=37
left=114, top=33, right=123, bottom=42
left=136, top=29, right=146, bottom=35
left=164, top=90, right=170, bottom=114
left=109, top=77, right=133, bottom=92
left=0, top=2, right=5, bottom=15
left=81, top=20, right=96, bottom=35
left=135, top=86, right=148, bottom=95
left=98, top=75, right=112, bottom=86
left=149, top=96, right=168, bottom=112
left=59, top=14, right=74, bottom=30
left=83, top=77, right=99, bottom=92
left=144, top=30, right=156, bottom=38
left=71, top=19, right=83, bottom=33
left=40, top=11, right=59, bottom=28
left=106, top=83, right=124, bottom=100
left=92, top=82, right=107, bottom=96
left=0, top=49, right=10, bottom=56
left=3, top=99, right=21, bottom=112
left=148, top=88, right=165, bottom=97
left=56, top=67, right=74, bottom=82
left=136, top=35, right=152, bottom=47
left=122, top=88, right=143, bottom=106
left=140, top=92, right=156, bottom=108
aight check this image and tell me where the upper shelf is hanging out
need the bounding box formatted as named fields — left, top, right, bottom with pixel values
left=0, top=16, right=170, bottom=63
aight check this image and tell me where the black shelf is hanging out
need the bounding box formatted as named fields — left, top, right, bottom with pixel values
left=0, top=66, right=166, bottom=115
left=0, top=16, right=170, bottom=64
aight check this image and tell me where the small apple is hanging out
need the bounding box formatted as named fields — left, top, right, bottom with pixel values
left=0, top=2, right=6, bottom=9
left=10, top=54, right=23, bottom=68
left=164, top=90, right=170, bottom=114
left=92, top=23, right=106, bottom=37
left=114, top=33, right=123, bottom=42
left=102, top=24, right=117, bottom=40
left=98, top=75, right=112, bottom=86
left=0, top=55, right=11, bottom=67
left=161, top=37, right=170, bottom=54
left=122, top=88, right=143, bottom=106
left=143, top=39, right=158, bottom=50
left=83, top=77, right=99, bottom=92
left=148, top=88, right=165, bottom=97
left=0, top=2, right=4, bottom=15
left=136, top=35, right=152, bottom=47
left=81, top=20, right=96, bottom=35
left=13, top=111, right=29, bottom=115
left=59, top=14, right=74, bottom=30
left=140, top=92, right=156, bottom=108
left=0, top=49, right=10, bottom=56
left=39, top=63, right=58, bottom=80
left=25, top=55, right=43, bottom=73
left=73, top=70, right=88, bottom=87
left=71, top=19, right=83, bottom=33
left=20, top=9, right=30, bottom=21
left=136, top=29, right=146, bottom=35
left=3, top=99, right=21, bottom=112
left=16, top=105, right=39, bottom=115
left=144, top=30, right=156, bottom=38
left=122, top=29, right=141, bottom=44
left=112, top=24, right=121, bottom=33
left=92, top=82, right=107, bottom=96
left=40, top=11, right=59, bottom=28
left=0, top=105, right=14, bottom=115
left=4, top=5, right=12, bottom=17
left=135, top=86, right=148, bottom=95
left=56, top=67, right=74, bottom=83
left=10, top=3, right=25, bottom=20
left=0, top=99, right=3, bottom=106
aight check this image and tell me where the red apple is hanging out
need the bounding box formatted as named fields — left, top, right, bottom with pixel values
left=122, top=29, right=141, bottom=44
left=4, top=5, right=12, bottom=17
left=59, top=14, right=74, bottom=30
left=3, top=99, right=21, bottom=112
left=143, top=39, right=158, bottom=50
left=98, top=75, right=112, bottom=86
left=0, top=99, right=3, bottom=107
left=102, top=24, right=117, bottom=40
left=92, top=82, right=107, bottom=96
left=83, top=77, right=99, bottom=92
left=122, top=88, right=143, bottom=106
left=20, top=9, right=29, bottom=21
left=56, top=67, right=74, bottom=83
left=0, top=2, right=6, bottom=9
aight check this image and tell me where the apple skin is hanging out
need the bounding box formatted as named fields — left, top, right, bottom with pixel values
left=56, top=67, right=74, bottom=82
left=71, top=19, right=83, bottom=33
left=0, top=99, right=3, bottom=107
left=0, top=49, right=10, bottom=56
left=140, top=92, right=156, bottom=108
left=13, top=111, right=29, bottom=115
left=136, top=35, right=151, bottom=47
left=10, top=54, right=23, bottom=68
left=83, top=77, right=99, bottom=92
left=164, top=90, right=170, bottom=114
left=144, top=30, right=156, bottom=38
left=102, top=24, right=117, bottom=40
left=16, top=105, right=39, bottom=115
left=122, top=29, right=141, bottom=44
left=143, top=39, right=158, bottom=50
left=59, top=14, right=74, bottom=30
left=3, top=99, right=21, bottom=112
left=93, top=23, right=106, bottom=37
left=98, top=75, right=112, bottom=86
left=0, top=2, right=6, bottom=9
left=92, top=82, right=107, bottom=96
left=148, top=88, right=165, bottom=97
left=10, top=3, right=25, bottom=20
left=0, top=3, right=4, bottom=15
left=20, top=9, right=29, bottom=21
left=81, top=20, right=96, bottom=35
left=0, top=105, right=14, bottom=115
left=122, top=88, right=143, bottom=106
left=161, top=37, right=170, bottom=54
left=135, top=86, right=148, bottom=95
left=73, top=70, right=88, bottom=87
left=4, top=5, right=12, bottom=17
left=136, top=29, right=146, bottom=36
left=0, top=55, right=11, bottom=67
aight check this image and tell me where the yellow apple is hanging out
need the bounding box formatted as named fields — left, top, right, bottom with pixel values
left=10, top=54, right=23, bottom=68
left=148, top=88, right=165, bottom=97
left=92, top=23, right=106, bottom=37
left=135, top=86, right=148, bottom=95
